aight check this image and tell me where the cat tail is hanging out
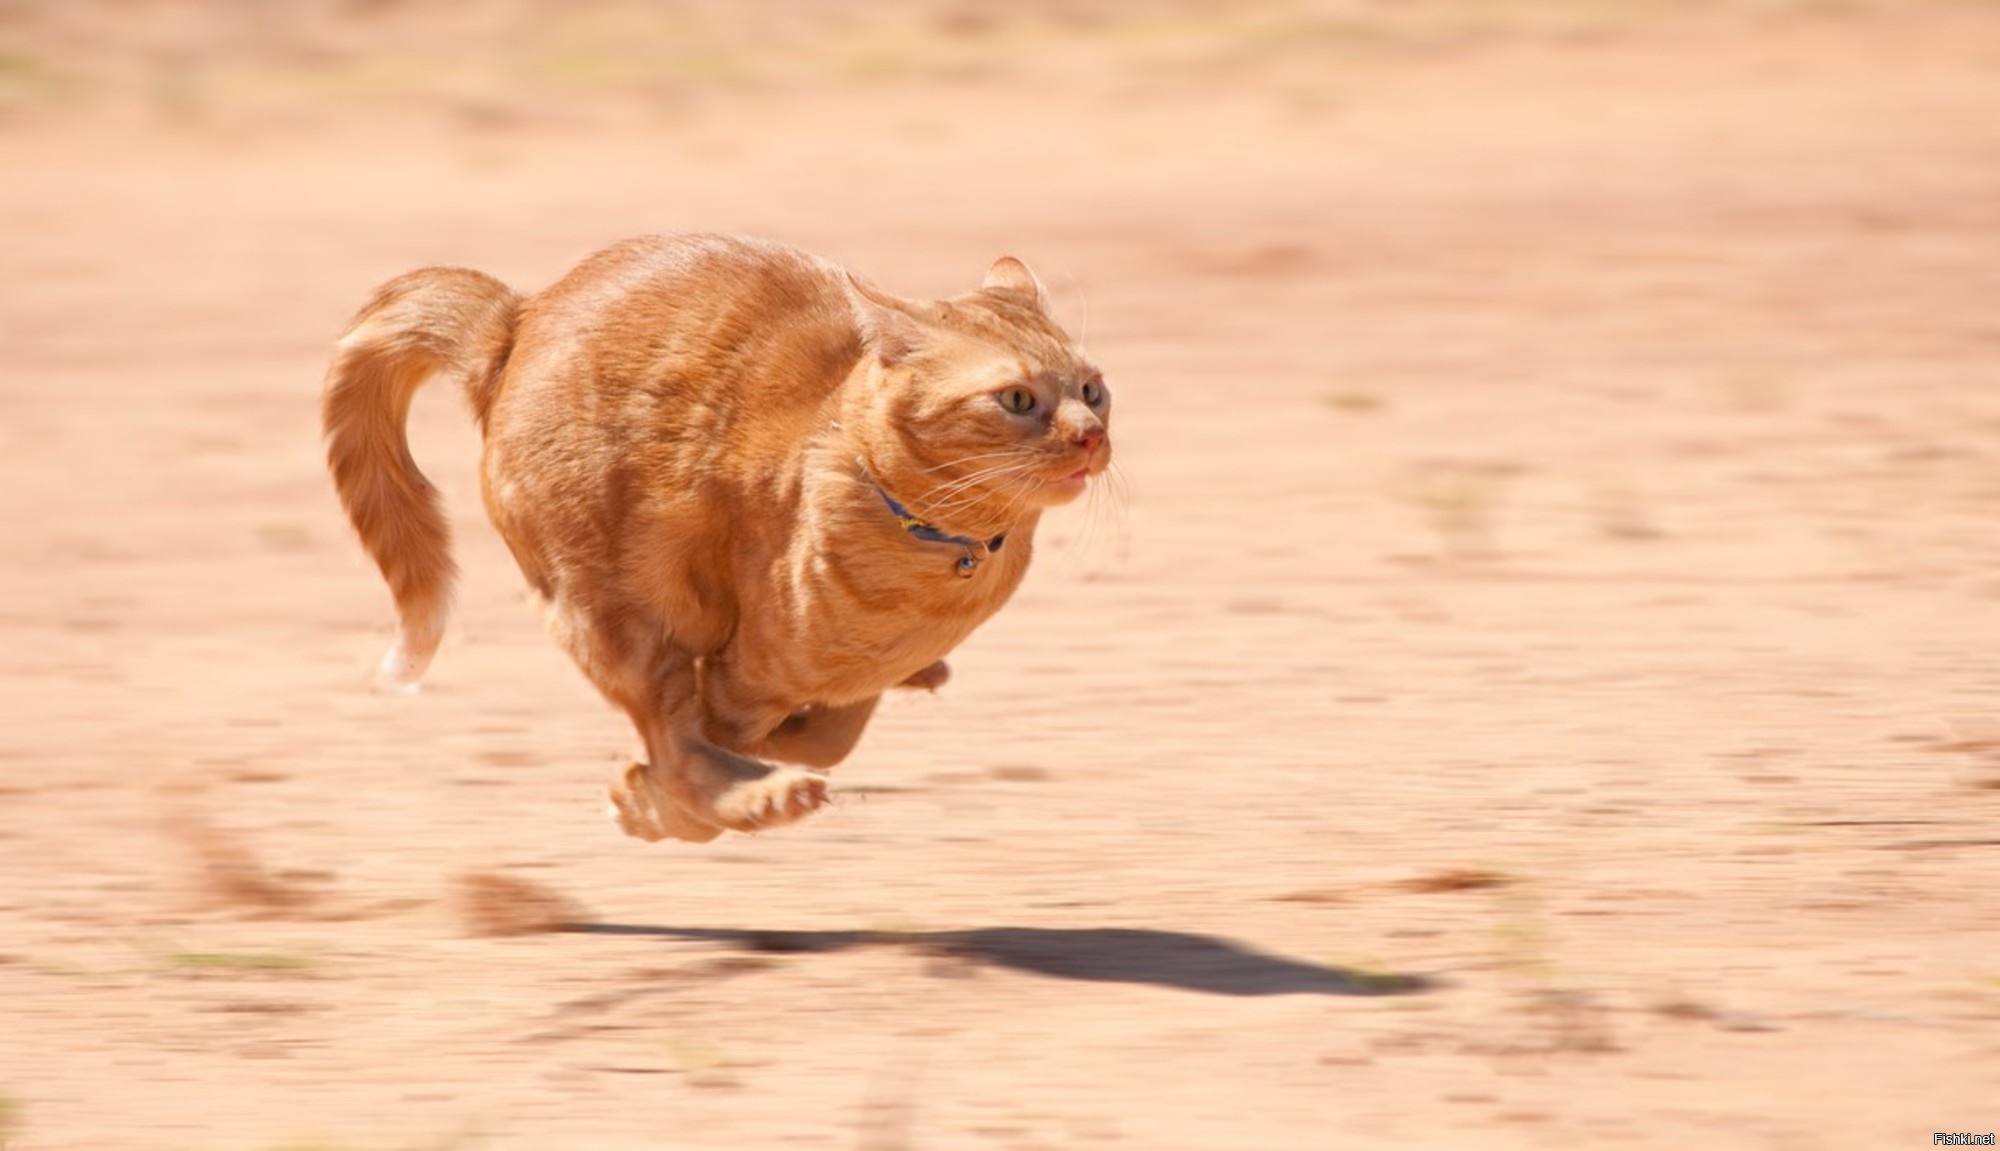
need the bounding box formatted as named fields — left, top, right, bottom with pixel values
left=321, top=267, right=521, bottom=693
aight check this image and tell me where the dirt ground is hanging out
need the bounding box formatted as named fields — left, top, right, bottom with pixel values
left=3, top=3, right=1999, bottom=1148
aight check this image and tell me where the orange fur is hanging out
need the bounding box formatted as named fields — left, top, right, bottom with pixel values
left=321, top=234, right=1110, bottom=842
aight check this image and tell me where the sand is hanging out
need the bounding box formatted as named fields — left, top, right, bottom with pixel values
left=2, top=4, right=1998, bottom=1148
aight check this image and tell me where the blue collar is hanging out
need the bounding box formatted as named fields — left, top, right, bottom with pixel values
left=862, top=469, right=1007, bottom=577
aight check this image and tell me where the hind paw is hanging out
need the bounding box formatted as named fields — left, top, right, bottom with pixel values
left=609, top=765, right=724, bottom=844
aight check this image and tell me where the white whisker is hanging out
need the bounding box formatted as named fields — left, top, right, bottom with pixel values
left=1061, top=270, right=1090, bottom=352
left=917, top=448, right=1039, bottom=475
left=920, top=477, right=1042, bottom=525
left=1105, top=461, right=1133, bottom=562
left=923, top=457, right=1039, bottom=492
left=919, top=460, right=1043, bottom=510
left=915, top=461, right=1047, bottom=526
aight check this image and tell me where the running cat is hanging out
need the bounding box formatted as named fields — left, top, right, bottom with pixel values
left=321, top=234, right=1110, bottom=842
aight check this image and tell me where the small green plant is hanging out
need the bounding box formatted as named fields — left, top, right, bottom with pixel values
left=0, top=49, right=77, bottom=113
left=263, top=1122, right=491, bottom=1151
left=1338, top=958, right=1424, bottom=995
left=24, top=957, right=143, bottom=987
left=1401, top=461, right=1523, bottom=561
left=147, top=57, right=207, bottom=125
left=862, top=919, right=927, bottom=943
left=162, top=948, right=319, bottom=975
left=1491, top=881, right=1553, bottom=984
left=1487, top=879, right=1618, bottom=1053
left=666, top=1036, right=740, bottom=1089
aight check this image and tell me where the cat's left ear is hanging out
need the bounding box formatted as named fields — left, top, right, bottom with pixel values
left=982, top=256, right=1050, bottom=313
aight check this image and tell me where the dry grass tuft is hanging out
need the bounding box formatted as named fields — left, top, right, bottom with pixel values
left=1396, top=868, right=1514, bottom=894
left=453, top=871, right=592, bottom=937
left=1272, top=887, right=1351, bottom=904
left=165, top=812, right=325, bottom=918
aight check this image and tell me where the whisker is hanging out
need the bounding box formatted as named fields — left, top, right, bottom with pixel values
left=1094, top=473, right=1119, bottom=560
left=1062, top=269, right=1090, bottom=352
left=1105, top=461, right=1133, bottom=562
left=1056, top=480, right=1099, bottom=577
left=917, top=448, right=1039, bottom=475
left=918, top=458, right=1040, bottom=497
left=924, top=452, right=1049, bottom=487
left=1052, top=468, right=1113, bottom=578
left=921, top=486, right=1038, bottom=527
left=918, top=461, right=1043, bottom=511
left=916, top=463, right=1045, bottom=522
left=993, top=476, right=1044, bottom=534
left=922, top=458, right=1038, bottom=492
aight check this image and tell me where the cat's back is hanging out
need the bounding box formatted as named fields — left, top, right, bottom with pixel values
left=531, top=233, right=850, bottom=328
left=478, top=234, right=860, bottom=610
left=500, top=233, right=863, bottom=427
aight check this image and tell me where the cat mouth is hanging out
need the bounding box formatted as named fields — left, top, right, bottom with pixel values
left=1026, top=453, right=1100, bottom=501
left=1043, top=466, right=1091, bottom=496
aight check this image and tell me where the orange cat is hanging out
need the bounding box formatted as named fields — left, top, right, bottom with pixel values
left=322, top=234, right=1110, bottom=843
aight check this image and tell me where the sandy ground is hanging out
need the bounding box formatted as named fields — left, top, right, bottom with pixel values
left=3, top=5, right=2000, bottom=1149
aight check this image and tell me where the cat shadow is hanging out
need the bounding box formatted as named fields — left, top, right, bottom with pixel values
left=566, top=923, right=1437, bottom=998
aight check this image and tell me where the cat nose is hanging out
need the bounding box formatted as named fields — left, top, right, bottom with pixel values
left=1071, top=426, right=1105, bottom=453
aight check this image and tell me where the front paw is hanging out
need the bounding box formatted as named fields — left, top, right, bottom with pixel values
left=709, top=767, right=830, bottom=833
left=895, top=660, right=951, bottom=693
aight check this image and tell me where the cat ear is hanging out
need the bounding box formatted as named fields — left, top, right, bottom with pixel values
left=982, top=256, right=1050, bottom=312
left=844, top=274, right=922, bottom=366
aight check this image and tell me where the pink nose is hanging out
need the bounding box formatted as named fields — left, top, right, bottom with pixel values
left=1072, top=426, right=1105, bottom=453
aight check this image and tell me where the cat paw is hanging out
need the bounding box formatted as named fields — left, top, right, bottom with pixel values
left=609, top=765, right=724, bottom=844
left=709, top=767, right=830, bottom=833
left=895, top=660, right=951, bottom=693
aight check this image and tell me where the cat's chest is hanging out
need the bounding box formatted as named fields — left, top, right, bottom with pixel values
left=781, top=546, right=1026, bottom=686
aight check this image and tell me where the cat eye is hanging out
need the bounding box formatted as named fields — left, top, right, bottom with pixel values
left=1081, top=379, right=1106, bottom=407
left=997, top=387, right=1037, bottom=414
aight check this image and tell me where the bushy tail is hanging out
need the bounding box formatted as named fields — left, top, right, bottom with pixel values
left=321, top=267, right=520, bottom=692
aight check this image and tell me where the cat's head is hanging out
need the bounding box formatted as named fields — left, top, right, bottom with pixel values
left=844, top=256, right=1110, bottom=537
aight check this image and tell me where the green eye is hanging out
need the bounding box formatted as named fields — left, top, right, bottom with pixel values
left=1081, top=379, right=1106, bottom=407
left=998, top=387, right=1036, bottom=414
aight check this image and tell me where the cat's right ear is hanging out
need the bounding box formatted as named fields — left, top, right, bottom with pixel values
left=845, top=274, right=922, bottom=367
left=982, top=256, right=1050, bottom=312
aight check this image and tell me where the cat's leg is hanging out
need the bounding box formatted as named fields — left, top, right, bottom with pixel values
left=749, top=696, right=883, bottom=769
left=534, top=595, right=727, bottom=843
left=621, top=731, right=832, bottom=839
left=895, top=660, right=950, bottom=692
left=608, top=679, right=835, bottom=843
left=742, top=659, right=941, bottom=765
left=585, top=651, right=830, bottom=840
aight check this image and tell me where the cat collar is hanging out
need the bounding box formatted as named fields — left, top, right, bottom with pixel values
left=861, top=467, right=1008, bottom=578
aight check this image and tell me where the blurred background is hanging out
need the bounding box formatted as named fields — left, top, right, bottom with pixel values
left=3, top=2, right=1999, bottom=1148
